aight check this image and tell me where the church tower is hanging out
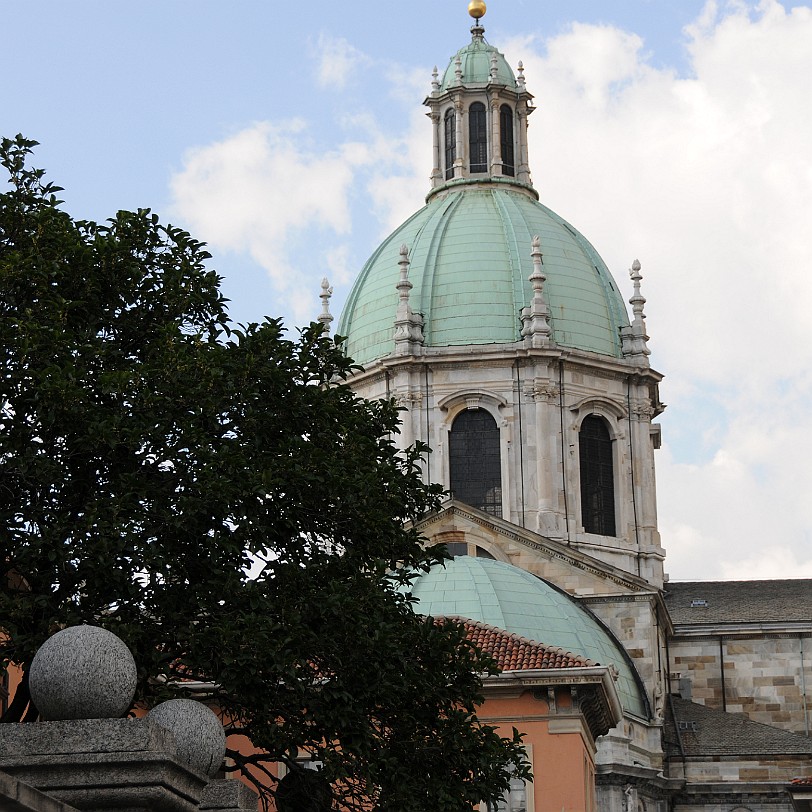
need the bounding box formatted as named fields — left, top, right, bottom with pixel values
left=337, top=4, right=666, bottom=588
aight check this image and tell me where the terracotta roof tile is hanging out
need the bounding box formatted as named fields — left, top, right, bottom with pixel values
left=448, top=616, right=596, bottom=671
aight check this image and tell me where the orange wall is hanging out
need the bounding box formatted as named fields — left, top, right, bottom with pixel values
left=479, top=689, right=596, bottom=812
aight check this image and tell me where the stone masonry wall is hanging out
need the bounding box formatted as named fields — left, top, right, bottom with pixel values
left=670, top=635, right=812, bottom=734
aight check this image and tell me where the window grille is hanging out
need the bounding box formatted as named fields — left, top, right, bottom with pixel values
left=444, top=109, right=456, bottom=180
left=579, top=415, right=616, bottom=535
left=449, top=409, right=502, bottom=517
left=500, top=105, right=514, bottom=176
left=468, top=102, right=488, bottom=173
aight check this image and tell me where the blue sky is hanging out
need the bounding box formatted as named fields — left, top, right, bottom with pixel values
left=4, top=1, right=812, bottom=580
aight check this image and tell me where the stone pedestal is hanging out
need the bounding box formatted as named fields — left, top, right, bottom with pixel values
left=0, top=718, right=209, bottom=812
left=199, top=780, right=258, bottom=811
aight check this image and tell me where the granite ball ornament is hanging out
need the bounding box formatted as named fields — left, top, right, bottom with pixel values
left=29, top=625, right=138, bottom=721
left=147, top=698, right=226, bottom=777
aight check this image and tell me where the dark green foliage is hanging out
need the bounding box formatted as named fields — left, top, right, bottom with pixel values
left=0, top=136, right=528, bottom=811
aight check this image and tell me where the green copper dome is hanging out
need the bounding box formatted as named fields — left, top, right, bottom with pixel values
left=338, top=186, right=631, bottom=366
left=409, top=556, right=647, bottom=717
left=440, top=35, right=516, bottom=90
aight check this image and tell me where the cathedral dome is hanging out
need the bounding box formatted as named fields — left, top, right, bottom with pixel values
left=440, top=36, right=516, bottom=90
left=338, top=186, right=631, bottom=366
left=408, top=556, right=647, bottom=717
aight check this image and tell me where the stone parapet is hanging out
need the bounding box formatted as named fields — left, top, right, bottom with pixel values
left=0, top=717, right=209, bottom=812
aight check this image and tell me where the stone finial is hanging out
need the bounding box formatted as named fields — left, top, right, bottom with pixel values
left=520, top=236, right=552, bottom=347
left=29, top=625, right=137, bottom=721
left=629, top=259, right=645, bottom=322
left=621, top=258, right=651, bottom=358
left=396, top=244, right=412, bottom=303
left=530, top=235, right=546, bottom=292
left=318, top=277, right=333, bottom=333
left=148, top=699, right=226, bottom=778
left=490, top=52, right=498, bottom=82
left=454, top=55, right=463, bottom=85
left=517, top=61, right=526, bottom=91
left=431, top=65, right=440, bottom=93
left=393, top=244, right=424, bottom=355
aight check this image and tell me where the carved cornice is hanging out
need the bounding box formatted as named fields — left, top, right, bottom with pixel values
left=523, top=380, right=560, bottom=402
left=344, top=349, right=665, bottom=393
left=671, top=624, right=812, bottom=640
left=394, top=390, right=424, bottom=406
left=482, top=667, right=622, bottom=739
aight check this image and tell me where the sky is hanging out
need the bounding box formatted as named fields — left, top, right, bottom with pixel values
left=3, top=0, right=812, bottom=582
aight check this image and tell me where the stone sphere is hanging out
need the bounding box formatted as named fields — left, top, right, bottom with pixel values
left=29, top=625, right=137, bottom=721
left=147, top=698, right=226, bottom=777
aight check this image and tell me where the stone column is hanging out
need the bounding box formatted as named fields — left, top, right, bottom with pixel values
left=490, top=98, right=501, bottom=175
left=517, top=105, right=531, bottom=184
left=455, top=97, right=464, bottom=176
left=429, top=111, right=441, bottom=186
left=530, top=377, right=563, bottom=538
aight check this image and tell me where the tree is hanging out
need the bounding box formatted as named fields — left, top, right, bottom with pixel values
left=0, top=136, right=529, bottom=811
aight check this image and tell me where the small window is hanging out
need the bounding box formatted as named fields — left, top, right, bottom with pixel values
left=440, top=543, right=497, bottom=559
left=449, top=409, right=502, bottom=517
left=468, top=102, right=488, bottom=174
left=444, top=109, right=456, bottom=180
left=485, top=776, right=528, bottom=812
left=579, top=415, right=616, bottom=535
left=500, top=105, right=514, bottom=176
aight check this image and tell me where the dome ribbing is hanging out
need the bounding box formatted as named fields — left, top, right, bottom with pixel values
left=338, top=186, right=630, bottom=366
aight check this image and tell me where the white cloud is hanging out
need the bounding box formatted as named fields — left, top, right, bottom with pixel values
left=170, top=120, right=374, bottom=324
left=313, top=33, right=370, bottom=89
left=365, top=106, right=433, bottom=235
left=498, top=0, right=812, bottom=579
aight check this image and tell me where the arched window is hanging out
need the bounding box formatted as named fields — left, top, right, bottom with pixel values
left=468, top=102, right=488, bottom=174
left=449, top=409, right=502, bottom=517
left=444, top=109, right=456, bottom=180
left=579, top=415, right=616, bottom=535
left=500, top=105, right=514, bottom=176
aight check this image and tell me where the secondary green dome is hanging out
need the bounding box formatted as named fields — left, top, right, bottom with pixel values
left=338, top=186, right=631, bottom=366
left=408, top=556, right=647, bottom=718
left=440, top=36, right=516, bottom=90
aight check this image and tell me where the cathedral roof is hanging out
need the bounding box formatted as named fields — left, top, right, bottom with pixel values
left=665, top=579, right=812, bottom=626
left=407, top=556, right=647, bottom=717
left=338, top=186, right=631, bottom=366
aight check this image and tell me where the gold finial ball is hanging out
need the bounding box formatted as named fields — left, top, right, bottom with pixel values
left=468, top=0, right=486, bottom=20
